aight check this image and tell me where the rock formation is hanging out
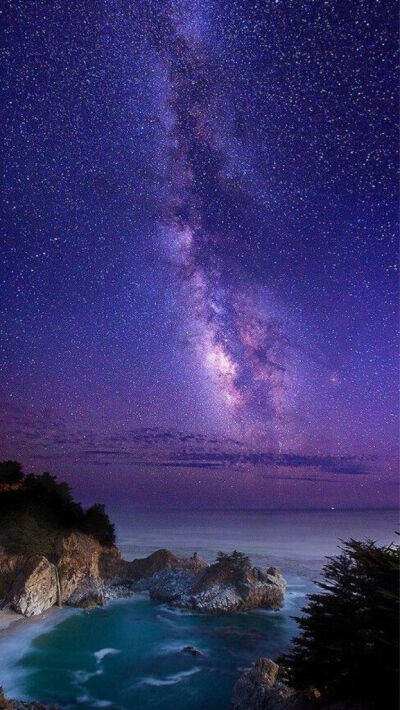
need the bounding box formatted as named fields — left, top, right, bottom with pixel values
left=56, top=531, right=122, bottom=607
left=138, top=556, right=286, bottom=613
left=0, top=467, right=285, bottom=617
left=6, top=702, right=59, bottom=710
left=0, top=686, right=59, bottom=710
left=2, top=532, right=126, bottom=616
left=1, top=542, right=285, bottom=617
left=10, top=556, right=59, bottom=617
left=181, top=645, right=206, bottom=657
left=231, top=659, right=366, bottom=710
left=126, top=548, right=182, bottom=580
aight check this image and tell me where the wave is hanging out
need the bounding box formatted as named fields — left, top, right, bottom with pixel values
left=71, top=668, right=103, bottom=685
left=87, top=700, right=112, bottom=708
left=75, top=693, right=113, bottom=708
left=285, top=590, right=307, bottom=599
left=155, top=613, right=180, bottom=629
left=94, top=647, right=120, bottom=664
left=72, top=650, right=118, bottom=709
left=139, top=666, right=201, bottom=687
left=156, top=604, right=199, bottom=616
left=156, top=640, right=190, bottom=655
left=0, top=607, right=77, bottom=699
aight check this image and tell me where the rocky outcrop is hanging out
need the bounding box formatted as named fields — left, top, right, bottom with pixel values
left=126, top=548, right=182, bottom=580
left=231, top=659, right=366, bottom=710
left=8, top=703, right=59, bottom=710
left=141, top=557, right=286, bottom=613
left=10, top=556, right=59, bottom=617
left=0, top=686, right=59, bottom=709
left=2, top=532, right=128, bottom=616
left=1, top=540, right=188, bottom=616
left=181, top=645, right=206, bottom=657
left=56, top=531, right=122, bottom=607
left=231, top=658, right=298, bottom=710
left=3, top=542, right=285, bottom=617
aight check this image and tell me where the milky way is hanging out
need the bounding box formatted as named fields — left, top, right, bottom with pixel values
left=142, top=1, right=302, bottom=446
left=1, top=0, right=398, bottom=507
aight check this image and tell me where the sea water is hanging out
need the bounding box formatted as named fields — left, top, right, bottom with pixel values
left=0, top=509, right=396, bottom=710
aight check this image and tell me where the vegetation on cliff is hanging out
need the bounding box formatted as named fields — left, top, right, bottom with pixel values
left=0, top=461, right=116, bottom=557
left=279, top=538, right=399, bottom=710
left=216, top=550, right=251, bottom=577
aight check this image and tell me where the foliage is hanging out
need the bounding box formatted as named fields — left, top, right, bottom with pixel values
left=82, top=504, right=115, bottom=547
left=0, top=512, right=58, bottom=557
left=216, top=549, right=251, bottom=576
left=279, top=538, right=399, bottom=710
left=0, top=462, right=116, bottom=553
left=0, top=460, right=23, bottom=485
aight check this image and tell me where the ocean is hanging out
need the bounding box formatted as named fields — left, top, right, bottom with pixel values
left=0, top=509, right=397, bottom=710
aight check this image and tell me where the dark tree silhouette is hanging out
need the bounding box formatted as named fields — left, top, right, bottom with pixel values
left=0, top=462, right=115, bottom=551
left=279, top=538, right=399, bottom=710
left=82, top=503, right=116, bottom=547
left=0, top=460, right=23, bottom=485
left=216, top=550, right=251, bottom=577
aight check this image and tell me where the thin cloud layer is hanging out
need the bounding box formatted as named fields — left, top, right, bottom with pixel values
left=1, top=401, right=373, bottom=479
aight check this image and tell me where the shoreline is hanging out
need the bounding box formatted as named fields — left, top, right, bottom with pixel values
left=0, top=593, right=149, bottom=706
left=0, top=606, right=24, bottom=634
left=0, top=583, right=139, bottom=643
left=0, top=604, right=69, bottom=643
left=0, top=606, right=77, bottom=707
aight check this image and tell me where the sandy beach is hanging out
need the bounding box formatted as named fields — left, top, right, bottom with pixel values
left=0, top=607, right=24, bottom=633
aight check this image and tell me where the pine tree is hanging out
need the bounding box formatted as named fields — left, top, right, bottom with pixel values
left=279, top=538, right=399, bottom=709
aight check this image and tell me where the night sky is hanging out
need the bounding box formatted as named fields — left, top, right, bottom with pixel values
left=1, top=0, right=398, bottom=509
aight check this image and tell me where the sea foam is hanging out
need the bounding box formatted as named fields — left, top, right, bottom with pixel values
left=139, top=666, right=201, bottom=687
left=0, top=607, right=76, bottom=699
left=94, top=647, right=120, bottom=664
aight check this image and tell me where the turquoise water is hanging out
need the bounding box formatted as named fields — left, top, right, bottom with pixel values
left=0, top=509, right=397, bottom=709
left=3, top=595, right=300, bottom=709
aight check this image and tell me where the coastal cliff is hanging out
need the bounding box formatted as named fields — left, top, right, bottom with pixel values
left=0, top=464, right=286, bottom=617
left=1, top=542, right=286, bottom=617
left=0, top=463, right=122, bottom=616
left=3, top=531, right=125, bottom=616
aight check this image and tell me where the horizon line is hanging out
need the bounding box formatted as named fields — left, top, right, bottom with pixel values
left=109, top=506, right=399, bottom=513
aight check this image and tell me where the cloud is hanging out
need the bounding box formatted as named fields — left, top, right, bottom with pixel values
left=0, top=400, right=373, bottom=479
left=77, top=433, right=371, bottom=477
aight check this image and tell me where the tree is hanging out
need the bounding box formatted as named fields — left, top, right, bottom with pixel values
left=0, top=462, right=116, bottom=550
left=23, top=472, right=83, bottom=526
left=279, top=538, right=399, bottom=709
left=216, top=551, right=230, bottom=566
left=0, top=461, right=23, bottom=485
left=216, top=550, right=251, bottom=577
left=82, top=504, right=116, bottom=547
left=230, top=549, right=251, bottom=574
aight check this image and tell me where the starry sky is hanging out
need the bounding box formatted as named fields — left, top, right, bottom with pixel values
left=1, top=0, right=398, bottom=509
